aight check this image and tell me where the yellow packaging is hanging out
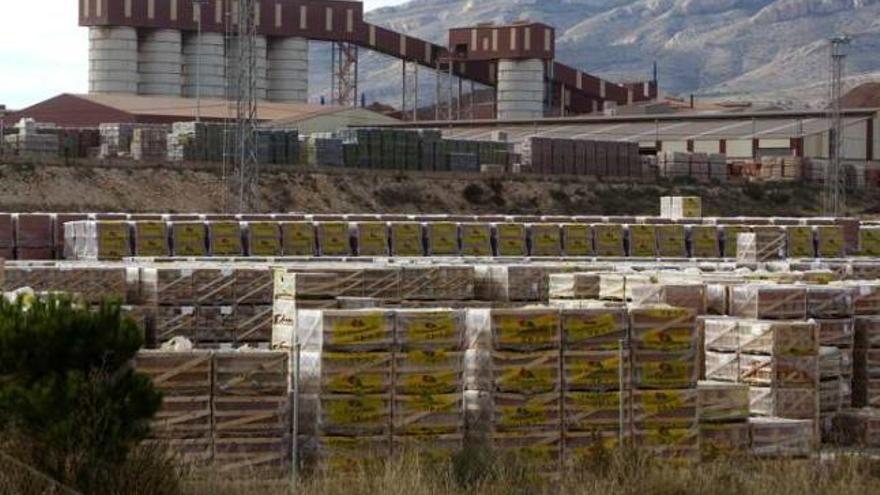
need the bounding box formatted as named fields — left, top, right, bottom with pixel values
left=633, top=359, right=696, bottom=389
left=172, top=223, right=206, bottom=256
left=722, top=226, right=746, bottom=258
left=428, top=222, right=459, bottom=255
left=861, top=227, right=880, bottom=256
left=356, top=222, right=389, bottom=256
left=317, top=222, right=350, bottom=256
left=460, top=223, right=492, bottom=256
left=322, top=352, right=391, bottom=394
left=629, top=225, right=657, bottom=257
left=689, top=226, right=719, bottom=258
left=562, top=311, right=624, bottom=348
left=396, top=311, right=462, bottom=348
left=496, top=223, right=527, bottom=256
left=281, top=222, right=316, bottom=256
left=492, top=311, right=560, bottom=348
left=593, top=224, right=624, bottom=256
left=564, top=352, right=623, bottom=390
left=390, top=222, right=423, bottom=256
left=209, top=222, right=242, bottom=256
left=495, top=394, right=560, bottom=429
left=564, top=392, right=623, bottom=429
left=817, top=225, right=844, bottom=257
left=562, top=224, right=593, bottom=256
left=496, top=364, right=558, bottom=394
left=786, top=226, right=814, bottom=258
left=247, top=222, right=281, bottom=256
left=394, top=394, right=461, bottom=435
left=530, top=224, right=562, bottom=256
left=327, top=312, right=391, bottom=347
left=656, top=224, right=686, bottom=257
left=97, top=238, right=130, bottom=259
left=134, top=220, right=165, bottom=239
left=322, top=395, right=390, bottom=427
left=681, top=197, right=701, bottom=218
left=634, top=327, right=696, bottom=352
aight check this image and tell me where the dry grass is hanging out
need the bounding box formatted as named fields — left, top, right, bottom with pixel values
left=180, top=449, right=880, bottom=495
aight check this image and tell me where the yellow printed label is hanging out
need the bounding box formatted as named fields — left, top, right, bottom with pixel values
left=818, top=226, right=844, bottom=257
left=636, top=327, right=696, bottom=352
left=564, top=313, right=621, bottom=344
left=629, top=225, right=656, bottom=257
left=98, top=221, right=128, bottom=242
left=398, top=313, right=459, bottom=345
left=494, top=313, right=560, bottom=346
left=327, top=313, right=389, bottom=346
left=497, top=404, right=555, bottom=428
left=497, top=366, right=557, bottom=393
left=594, top=225, right=624, bottom=256
left=324, top=396, right=387, bottom=425
left=319, top=222, right=350, bottom=256
left=787, top=227, right=813, bottom=257
left=860, top=229, right=880, bottom=256
left=461, top=224, right=492, bottom=256
left=250, top=237, right=281, bottom=256
left=136, top=237, right=167, bottom=256
left=391, top=223, right=422, bottom=256
left=531, top=225, right=561, bottom=256
left=174, top=224, right=205, bottom=242
left=325, top=373, right=388, bottom=394
left=249, top=222, right=278, bottom=238
left=135, top=221, right=165, bottom=238
left=429, top=223, right=458, bottom=255
left=691, top=227, right=719, bottom=257
left=567, top=391, right=621, bottom=410
left=497, top=224, right=526, bottom=256
left=723, top=227, right=745, bottom=257
left=657, top=226, right=685, bottom=257
left=682, top=197, right=701, bottom=218
left=397, top=371, right=460, bottom=395
left=636, top=361, right=693, bottom=388
left=210, top=222, right=239, bottom=236
left=397, top=394, right=459, bottom=414
left=211, top=234, right=241, bottom=255
left=567, top=357, right=622, bottom=388
left=357, top=223, right=388, bottom=255
left=563, top=224, right=593, bottom=256
left=636, top=390, right=689, bottom=415
left=282, top=223, right=316, bottom=256
left=640, top=427, right=694, bottom=446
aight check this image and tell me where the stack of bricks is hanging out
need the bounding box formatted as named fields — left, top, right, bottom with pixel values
left=15, top=213, right=54, bottom=260
left=629, top=305, right=700, bottom=461
left=696, top=381, right=750, bottom=460
left=808, top=286, right=855, bottom=435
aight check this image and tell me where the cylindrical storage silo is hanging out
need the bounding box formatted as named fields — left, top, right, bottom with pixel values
left=496, top=59, right=545, bottom=120
left=182, top=32, right=226, bottom=98
left=226, top=35, right=269, bottom=100
left=267, top=37, right=309, bottom=103
left=89, top=26, right=138, bottom=94
left=138, top=29, right=183, bottom=96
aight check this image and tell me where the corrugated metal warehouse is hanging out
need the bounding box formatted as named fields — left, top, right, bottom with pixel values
left=393, top=109, right=880, bottom=162
left=1, top=93, right=399, bottom=131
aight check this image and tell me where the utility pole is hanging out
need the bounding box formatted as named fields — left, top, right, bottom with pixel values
left=824, top=36, right=851, bottom=217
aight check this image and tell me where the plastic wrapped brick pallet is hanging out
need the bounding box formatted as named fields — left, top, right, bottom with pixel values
left=562, top=223, right=593, bottom=256
left=528, top=224, right=562, bottom=257
left=749, top=417, right=814, bottom=457
left=628, top=224, right=657, bottom=257
left=389, top=222, right=423, bottom=256
left=353, top=222, right=389, bottom=256
left=729, top=285, right=807, bottom=320
left=316, top=222, right=351, bottom=256
left=593, top=224, right=625, bottom=257
left=245, top=221, right=281, bottom=256
left=460, top=223, right=493, bottom=256
left=494, top=223, right=527, bottom=257
left=170, top=221, right=207, bottom=257
left=207, top=221, right=243, bottom=256
left=280, top=221, right=316, bottom=256
left=688, top=225, right=720, bottom=258
left=697, top=381, right=749, bottom=423
left=426, top=222, right=460, bottom=256
left=549, top=273, right=601, bottom=300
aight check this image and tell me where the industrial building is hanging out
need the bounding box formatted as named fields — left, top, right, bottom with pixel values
left=78, top=0, right=656, bottom=118
left=394, top=109, right=880, bottom=163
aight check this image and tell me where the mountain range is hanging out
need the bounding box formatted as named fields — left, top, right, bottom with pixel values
left=309, top=0, right=880, bottom=109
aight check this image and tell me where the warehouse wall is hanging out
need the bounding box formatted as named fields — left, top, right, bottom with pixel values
left=693, top=140, right=720, bottom=154
left=843, top=120, right=867, bottom=160
left=662, top=141, right=687, bottom=153
left=804, top=131, right=828, bottom=159
left=726, top=140, right=753, bottom=159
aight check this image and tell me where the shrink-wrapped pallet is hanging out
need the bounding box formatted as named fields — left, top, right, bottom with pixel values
left=628, top=224, right=657, bottom=257
left=699, top=422, right=749, bottom=460
left=749, top=386, right=818, bottom=420
left=234, top=267, right=273, bottom=305
left=475, top=265, right=548, bottom=302
left=294, top=309, right=395, bottom=352
left=396, top=309, right=466, bottom=350
left=310, top=436, right=390, bottom=472
left=318, top=394, right=391, bottom=436
left=195, top=306, right=235, bottom=342
left=529, top=224, right=562, bottom=257
left=631, top=282, right=706, bottom=315
left=389, top=222, right=423, bottom=256
left=705, top=319, right=818, bottom=356
left=842, top=282, right=880, bottom=315
left=133, top=220, right=170, bottom=257
left=170, top=222, right=207, bottom=257
left=660, top=196, right=701, bottom=220
left=495, top=223, right=527, bottom=256
left=316, top=222, right=351, bottom=256
left=549, top=273, right=600, bottom=300
left=816, top=225, right=845, bottom=258
left=688, top=225, right=720, bottom=258
left=140, top=267, right=194, bottom=305
left=493, top=392, right=561, bottom=432
left=859, top=226, right=880, bottom=256
left=234, top=304, right=273, bottom=343
left=707, top=352, right=818, bottom=387
left=593, top=224, right=625, bottom=257
left=598, top=273, right=654, bottom=301
left=656, top=224, right=687, bottom=258
left=720, top=225, right=747, bottom=258
left=729, top=285, right=806, bottom=320
left=134, top=351, right=213, bottom=440
left=562, top=223, right=593, bottom=256
left=632, top=389, right=698, bottom=426
left=563, top=350, right=627, bottom=392
left=353, top=222, right=389, bottom=256
left=854, top=348, right=880, bottom=407
left=631, top=425, right=699, bottom=460
left=280, top=222, right=317, bottom=256
left=697, top=381, right=749, bottom=423
left=830, top=408, right=880, bottom=447
left=819, top=377, right=843, bottom=413
left=207, top=221, right=243, bottom=256
left=817, top=319, right=854, bottom=347
left=786, top=226, right=815, bottom=258
left=855, top=315, right=880, bottom=349
left=426, top=222, right=459, bottom=256
left=192, top=268, right=235, bottom=305
left=628, top=305, right=697, bottom=353
left=819, top=346, right=842, bottom=380
left=632, top=350, right=699, bottom=390
left=736, top=231, right=785, bottom=263
left=460, top=223, right=493, bottom=256
left=154, top=306, right=196, bottom=343
left=393, top=393, right=462, bottom=435
left=807, top=286, right=853, bottom=319
left=563, top=391, right=624, bottom=431
left=492, top=350, right=560, bottom=395
left=244, top=222, right=281, bottom=256
left=65, top=220, right=132, bottom=260
left=561, top=307, right=627, bottom=350
left=749, top=417, right=814, bottom=457
left=489, top=308, right=560, bottom=351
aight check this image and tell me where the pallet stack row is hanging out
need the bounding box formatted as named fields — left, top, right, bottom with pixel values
left=520, top=137, right=641, bottom=177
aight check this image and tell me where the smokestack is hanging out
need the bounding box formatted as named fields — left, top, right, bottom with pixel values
left=690, top=94, right=694, bottom=109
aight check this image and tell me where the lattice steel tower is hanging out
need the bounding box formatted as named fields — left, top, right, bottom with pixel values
left=824, top=36, right=850, bottom=217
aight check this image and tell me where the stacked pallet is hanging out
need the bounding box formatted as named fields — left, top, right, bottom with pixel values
left=135, top=351, right=214, bottom=467
left=4, top=119, right=59, bottom=158
left=528, top=224, right=562, bottom=257
left=854, top=314, right=880, bottom=408
left=213, top=351, right=290, bottom=476
left=63, top=220, right=132, bottom=260
left=170, top=221, right=208, bottom=257
left=352, top=222, right=389, bottom=256
left=688, top=225, right=721, bottom=258
left=0, top=213, right=12, bottom=260
left=808, top=286, right=855, bottom=435
left=141, top=265, right=273, bottom=346
left=207, top=221, right=244, bottom=256
left=488, top=308, right=563, bottom=476
left=562, top=224, right=594, bottom=256
left=495, top=223, right=527, bottom=257
left=561, top=306, right=628, bottom=463
left=133, top=220, right=171, bottom=257
left=15, top=213, right=54, bottom=260
left=660, top=197, right=701, bottom=221
left=394, top=309, right=468, bottom=461
left=299, top=310, right=395, bottom=470
left=697, top=381, right=750, bottom=460
left=2, top=264, right=129, bottom=305
left=629, top=305, right=700, bottom=460
left=131, top=127, right=168, bottom=162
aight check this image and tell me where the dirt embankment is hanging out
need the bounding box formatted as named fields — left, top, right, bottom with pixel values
left=1, top=160, right=877, bottom=216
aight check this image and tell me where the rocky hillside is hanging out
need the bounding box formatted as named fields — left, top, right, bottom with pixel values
left=321, top=0, right=880, bottom=107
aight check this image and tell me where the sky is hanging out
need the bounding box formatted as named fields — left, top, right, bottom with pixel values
left=0, top=0, right=409, bottom=110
